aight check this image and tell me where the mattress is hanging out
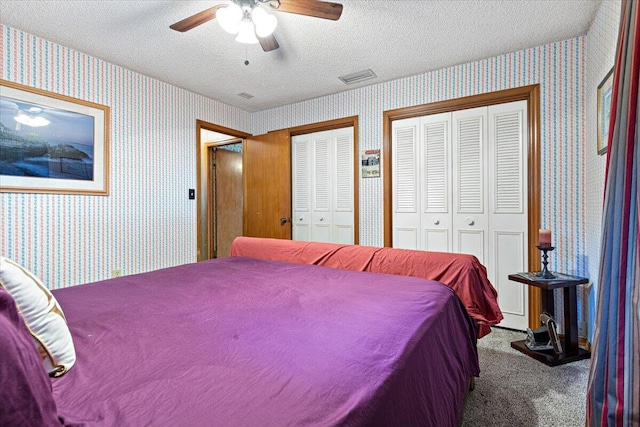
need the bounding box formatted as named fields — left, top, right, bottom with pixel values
left=51, top=256, right=479, bottom=426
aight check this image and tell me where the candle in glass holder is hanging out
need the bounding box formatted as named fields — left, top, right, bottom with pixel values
left=539, top=229, right=552, bottom=248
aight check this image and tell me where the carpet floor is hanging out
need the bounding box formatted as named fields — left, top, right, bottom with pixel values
left=461, top=327, right=590, bottom=426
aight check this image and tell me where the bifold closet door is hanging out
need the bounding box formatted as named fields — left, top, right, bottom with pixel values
left=331, top=127, right=355, bottom=244
left=392, top=114, right=452, bottom=251
left=392, top=118, right=420, bottom=249
left=488, top=100, right=529, bottom=331
left=452, top=106, right=489, bottom=264
left=392, top=108, right=490, bottom=261
left=292, top=133, right=311, bottom=241
left=292, top=127, right=354, bottom=244
left=311, top=130, right=332, bottom=242
left=420, top=112, right=453, bottom=252
left=391, top=100, right=529, bottom=330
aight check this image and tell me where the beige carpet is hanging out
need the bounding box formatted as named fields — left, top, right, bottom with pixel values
left=461, top=327, right=590, bottom=426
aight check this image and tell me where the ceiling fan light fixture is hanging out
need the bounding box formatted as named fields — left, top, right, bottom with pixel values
left=235, top=20, right=259, bottom=44
left=170, top=0, right=344, bottom=52
left=217, top=3, right=243, bottom=34
left=251, top=7, right=277, bottom=38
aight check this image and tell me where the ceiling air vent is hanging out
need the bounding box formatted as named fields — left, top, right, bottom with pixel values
left=339, top=69, right=377, bottom=85
left=238, top=92, right=254, bottom=99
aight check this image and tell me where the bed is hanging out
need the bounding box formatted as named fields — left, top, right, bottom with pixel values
left=230, top=237, right=503, bottom=338
left=1, top=238, right=502, bottom=426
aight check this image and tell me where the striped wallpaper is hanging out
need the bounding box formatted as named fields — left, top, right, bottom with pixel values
left=252, top=37, right=589, bottom=333
left=253, top=38, right=588, bottom=289
left=1, top=25, right=252, bottom=289
left=1, top=7, right=617, bottom=337
left=585, top=0, right=621, bottom=340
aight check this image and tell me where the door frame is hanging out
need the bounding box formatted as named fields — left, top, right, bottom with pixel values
left=288, top=116, right=360, bottom=244
left=196, top=120, right=251, bottom=261
left=382, top=85, right=542, bottom=329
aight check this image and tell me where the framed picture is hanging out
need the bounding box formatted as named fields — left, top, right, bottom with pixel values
left=361, top=149, right=380, bottom=178
left=597, top=68, right=614, bottom=156
left=0, top=79, right=109, bottom=195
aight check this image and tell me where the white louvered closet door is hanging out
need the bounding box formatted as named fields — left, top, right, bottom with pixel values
left=391, top=100, right=528, bottom=331
left=332, top=127, right=355, bottom=244
left=421, top=113, right=453, bottom=252
left=312, top=131, right=333, bottom=242
left=452, top=106, right=489, bottom=264
left=392, top=118, right=420, bottom=249
left=292, top=134, right=311, bottom=241
left=490, top=100, right=529, bottom=331
left=291, top=128, right=354, bottom=244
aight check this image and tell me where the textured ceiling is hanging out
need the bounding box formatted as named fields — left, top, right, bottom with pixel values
left=0, top=0, right=602, bottom=112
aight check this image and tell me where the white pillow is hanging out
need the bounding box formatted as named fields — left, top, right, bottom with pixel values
left=0, top=257, right=76, bottom=377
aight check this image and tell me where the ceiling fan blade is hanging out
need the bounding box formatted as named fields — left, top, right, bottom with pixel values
left=170, top=5, right=226, bottom=32
left=269, top=0, right=343, bottom=21
left=258, top=34, right=280, bottom=52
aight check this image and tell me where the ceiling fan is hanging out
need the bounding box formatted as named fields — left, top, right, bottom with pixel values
left=170, top=0, right=343, bottom=52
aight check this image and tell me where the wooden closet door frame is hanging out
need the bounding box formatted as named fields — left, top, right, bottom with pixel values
left=288, top=116, right=360, bottom=244
left=382, top=85, right=541, bottom=329
left=196, top=120, right=251, bottom=262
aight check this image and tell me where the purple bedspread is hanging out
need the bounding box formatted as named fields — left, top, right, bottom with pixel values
left=51, top=257, right=479, bottom=426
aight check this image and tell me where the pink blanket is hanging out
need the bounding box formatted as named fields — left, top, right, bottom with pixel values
left=230, top=237, right=503, bottom=337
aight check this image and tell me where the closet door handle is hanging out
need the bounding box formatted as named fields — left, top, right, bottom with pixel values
left=432, top=218, right=440, bottom=225
left=466, top=218, right=475, bottom=226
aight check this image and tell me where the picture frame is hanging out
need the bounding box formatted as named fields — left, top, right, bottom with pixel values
left=597, top=68, right=614, bottom=156
left=0, top=79, right=110, bottom=195
left=361, top=149, right=380, bottom=178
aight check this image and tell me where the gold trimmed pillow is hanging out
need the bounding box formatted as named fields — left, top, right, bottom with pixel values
left=0, top=257, right=76, bottom=377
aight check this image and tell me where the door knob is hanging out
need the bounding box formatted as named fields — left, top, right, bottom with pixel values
left=319, top=217, right=324, bottom=221
left=280, top=217, right=290, bottom=225
left=432, top=218, right=440, bottom=225
left=466, top=218, right=475, bottom=226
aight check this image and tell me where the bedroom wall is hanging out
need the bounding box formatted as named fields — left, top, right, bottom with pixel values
left=252, top=36, right=588, bottom=330
left=584, top=0, right=621, bottom=340
left=1, top=15, right=610, bottom=336
left=0, top=25, right=252, bottom=289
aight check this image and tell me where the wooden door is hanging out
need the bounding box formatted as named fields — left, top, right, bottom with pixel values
left=214, top=148, right=243, bottom=257
left=244, top=129, right=292, bottom=239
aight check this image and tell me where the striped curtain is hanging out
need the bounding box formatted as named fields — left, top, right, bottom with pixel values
left=586, top=0, right=640, bottom=426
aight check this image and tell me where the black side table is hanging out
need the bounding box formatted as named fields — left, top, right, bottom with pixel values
left=508, top=272, right=590, bottom=366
